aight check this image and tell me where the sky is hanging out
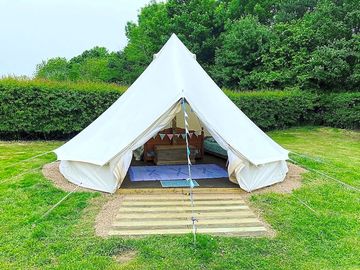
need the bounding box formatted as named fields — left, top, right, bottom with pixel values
left=0, top=0, right=153, bottom=77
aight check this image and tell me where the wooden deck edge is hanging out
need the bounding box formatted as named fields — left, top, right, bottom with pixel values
left=108, top=226, right=267, bottom=236
left=117, top=187, right=245, bottom=194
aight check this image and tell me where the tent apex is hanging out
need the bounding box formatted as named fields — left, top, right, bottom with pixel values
left=169, top=33, right=182, bottom=43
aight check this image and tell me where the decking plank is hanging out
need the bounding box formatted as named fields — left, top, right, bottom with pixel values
left=121, top=200, right=245, bottom=206
left=112, top=218, right=261, bottom=227
left=117, top=205, right=249, bottom=212
left=108, top=226, right=267, bottom=236
left=115, top=211, right=256, bottom=219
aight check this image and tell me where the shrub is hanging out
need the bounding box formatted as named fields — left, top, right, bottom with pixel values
left=319, top=92, right=360, bottom=129
left=0, top=78, right=358, bottom=139
left=0, top=78, right=125, bottom=139
left=225, top=89, right=319, bottom=130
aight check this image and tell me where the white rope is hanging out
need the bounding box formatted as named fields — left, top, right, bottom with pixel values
left=182, top=97, right=197, bottom=246
left=0, top=158, right=80, bottom=229
left=0, top=182, right=82, bottom=237
left=293, top=194, right=318, bottom=216
left=291, top=151, right=340, bottom=168
left=1, top=161, right=57, bottom=185
left=0, top=166, right=43, bottom=185
left=290, top=151, right=357, bottom=178
left=3, top=150, right=54, bottom=169
left=289, top=157, right=359, bottom=192
left=0, top=149, right=81, bottom=232
left=34, top=183, right=81, bottom=225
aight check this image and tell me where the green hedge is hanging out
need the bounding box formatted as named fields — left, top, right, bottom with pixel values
left=0, top=78, right=358, bottom=139
left=319, top=92, right=360, bottom=129
left=224, top=89, right=318, bottom=130
left=0, top=78, right=126, bottom=139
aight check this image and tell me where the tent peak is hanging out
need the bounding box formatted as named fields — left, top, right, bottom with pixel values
left=154, top=33, right=196, bottom=61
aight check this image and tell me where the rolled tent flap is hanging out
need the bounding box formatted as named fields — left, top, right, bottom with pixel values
left=54, top=34, right=289, bottom=194
left=227, top=150, right=288, bottom=191
left=59, top=160, right=118, bottom=193
left=238, top=160, right=289, bottom=192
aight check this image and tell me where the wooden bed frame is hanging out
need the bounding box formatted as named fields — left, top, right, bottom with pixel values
left=143, top=127, right=204, bottom=163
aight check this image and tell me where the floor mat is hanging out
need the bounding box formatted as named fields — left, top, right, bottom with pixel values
left=160, top=179, right=199, bottom=188
left=129, top=164, right=228, bottom=181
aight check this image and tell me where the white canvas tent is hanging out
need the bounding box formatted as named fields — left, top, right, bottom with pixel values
left=54, top=34, right=289, bottom=193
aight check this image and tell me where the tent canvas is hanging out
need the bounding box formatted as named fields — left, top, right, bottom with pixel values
left=54, top=34, right=289, bottom=193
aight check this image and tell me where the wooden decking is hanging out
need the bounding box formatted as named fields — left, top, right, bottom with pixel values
left=109, top=188, right=268, bottom=237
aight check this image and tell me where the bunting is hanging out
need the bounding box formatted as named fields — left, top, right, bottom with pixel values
left=153, top=130, right=203, bottom=140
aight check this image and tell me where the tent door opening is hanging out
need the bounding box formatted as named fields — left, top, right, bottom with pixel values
left=118, top=100, right=237, bottom=189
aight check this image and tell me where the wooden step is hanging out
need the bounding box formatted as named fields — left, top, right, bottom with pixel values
left=118, top=188, right=243, bottom=194
left=112, top=218, right=261, bottom=228
left=108, top=226, right=267, bottom=236
left=121, top=194, right=244, bottom=201
left=117, top=205, right=249, bottom=213
left=121, top=199, right=245, bottom=206
left=116, top=210, right=256, bottom=220
left=109, top=190, right=268, bottom=237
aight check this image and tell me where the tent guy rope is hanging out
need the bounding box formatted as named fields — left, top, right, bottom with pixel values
left=33, top=183, right=81, bottom=226
left=3, top=150, right=53, bottom=169
left=1, top=161, right=57, bottom=185
left=293, top=194, right=318, bottom=216
left=289, top=157, right=359, bottom=192
left=182, top=97, right=197, bottom=246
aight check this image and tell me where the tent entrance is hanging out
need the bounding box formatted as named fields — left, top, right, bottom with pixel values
left=119, top=153, right=237, bottom=189
left=118, top=99, right=237, bottom=189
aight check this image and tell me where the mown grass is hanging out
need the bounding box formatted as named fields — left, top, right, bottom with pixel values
left=0, top=127, right=359, bottom=269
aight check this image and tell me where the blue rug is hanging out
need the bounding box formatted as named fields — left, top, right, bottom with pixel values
left=129, top=164, right=228, bottom=182
left=160, top=179, right=199, bottom=188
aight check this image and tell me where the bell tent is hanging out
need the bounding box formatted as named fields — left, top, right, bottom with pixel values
left=54, top=34, right=289, bottom=193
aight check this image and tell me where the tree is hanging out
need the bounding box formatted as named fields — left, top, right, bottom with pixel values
left=275, top=0, right=318, bottom=23
left=122, top=1, right=172, bottom=83
left=34, top=0, right=360, bottom=91
left=67, top=47, right=120, bottom=82
left=35, top=47, right=124, bottom=83
left=213, top=16, right=272, bottom=89
left=166, top=0, right=223, bottom=68
left=348, top=34, right=360, bottom=87
left=77, top=57, right=117, bottom=82
left=300, top=39, right=353, bottom=89
left=35, top=57, right=69, bottom=81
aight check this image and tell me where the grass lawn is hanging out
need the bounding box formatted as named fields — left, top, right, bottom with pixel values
left=0, top=127, right=359, bottom=269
